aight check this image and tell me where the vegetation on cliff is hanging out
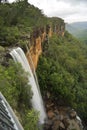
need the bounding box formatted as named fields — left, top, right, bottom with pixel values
left=0, top=1, right=64, bottom=129
left=0, top=0, right=87, bottom=129
left=66, top=22, right=87, bottom=44
left=0, top=0, right=64, bottom=47
left=0, top=60, right=39, bottom=129
left=37, top=31, right=87, bottom=124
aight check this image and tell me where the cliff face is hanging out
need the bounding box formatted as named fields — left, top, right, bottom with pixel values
left=26, top=23, right=65, bottom=69
left=26, top=36, right=42, bottom=70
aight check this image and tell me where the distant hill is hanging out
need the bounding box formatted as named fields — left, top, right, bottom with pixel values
left=69, top=21, right=87, bottom=30
left=66, top=21, right=87, bottom=43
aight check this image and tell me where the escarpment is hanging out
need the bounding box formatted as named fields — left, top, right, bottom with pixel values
left=26, top=22, right=65, bottom=69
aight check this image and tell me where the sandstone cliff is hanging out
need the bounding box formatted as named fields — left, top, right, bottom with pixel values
left=26, top=23, right=65, bottom=69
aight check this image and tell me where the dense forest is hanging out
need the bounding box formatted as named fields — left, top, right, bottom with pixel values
left=66, top=22, right=87, bottom=44
left=37, top=32, right=87, bottom=123
left=0, top=0, right=87, bottom=129
left=0, top=0, right=64, bottom=47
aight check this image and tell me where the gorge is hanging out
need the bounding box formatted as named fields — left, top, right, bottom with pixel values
left=0, top=1, right=87, bottom=130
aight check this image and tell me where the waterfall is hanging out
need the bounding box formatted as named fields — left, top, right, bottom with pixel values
left=10, top=47, right=46, bottom=124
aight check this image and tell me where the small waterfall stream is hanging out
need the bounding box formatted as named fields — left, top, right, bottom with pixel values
left=10, top=47, right=46, bottom=124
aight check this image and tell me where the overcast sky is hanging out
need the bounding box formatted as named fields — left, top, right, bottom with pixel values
left=9, top=0, right=87, bottom=23
left=28, top=0, right=87, bottom=23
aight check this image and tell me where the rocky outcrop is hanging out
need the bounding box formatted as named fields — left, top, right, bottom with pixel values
left=26, top=23, right=65, bottom=69
left=44, top=93, right=83, bottom=130
left=26, top=36, right=42, bottom=70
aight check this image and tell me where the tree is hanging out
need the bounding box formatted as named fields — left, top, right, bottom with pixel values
left=37, top=32, right=87, bottom=122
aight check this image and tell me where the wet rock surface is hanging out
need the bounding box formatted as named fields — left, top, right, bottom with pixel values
left=44, top=107, right=83, bottom=130
left=44, top=93, right=83, bottom=130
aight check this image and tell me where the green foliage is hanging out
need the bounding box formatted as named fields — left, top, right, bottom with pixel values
left=0, top=60, right=39, bottom=129
left=0, top=26, right=20, bottom=46
left=0, top=60, right=32, bottom=108
left=23, top=109, right=39, bottom=130
left=66, top=22, right=87, bottom=43
left=0, top=46, right=5, bottom=51
left=0, top=1, right=64, bottom=47
left=0, top=1, right=65, bottom=129
left=37, top=32, right=87, bottom=121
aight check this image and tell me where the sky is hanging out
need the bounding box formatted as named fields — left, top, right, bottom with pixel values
left=10, top=0, right=87, bottom=23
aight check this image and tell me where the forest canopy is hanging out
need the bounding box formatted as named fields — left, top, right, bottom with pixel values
left=37, top=32, right=87, bottom=122
left=0, top=0, right=87, bottom=129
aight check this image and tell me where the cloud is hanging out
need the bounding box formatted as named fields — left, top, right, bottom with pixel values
left=65, top=13, right=87, bottom=23
left=42, top=0, right=87, bottom=23
left=57, top=0, right=87, bottom=5
left=46, top=2, right=78, bottom=17
left=28, top=0, right=87, bottom=23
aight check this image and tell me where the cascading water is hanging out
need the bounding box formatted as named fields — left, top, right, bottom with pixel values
left=10, top=47, right=46, bottom=124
